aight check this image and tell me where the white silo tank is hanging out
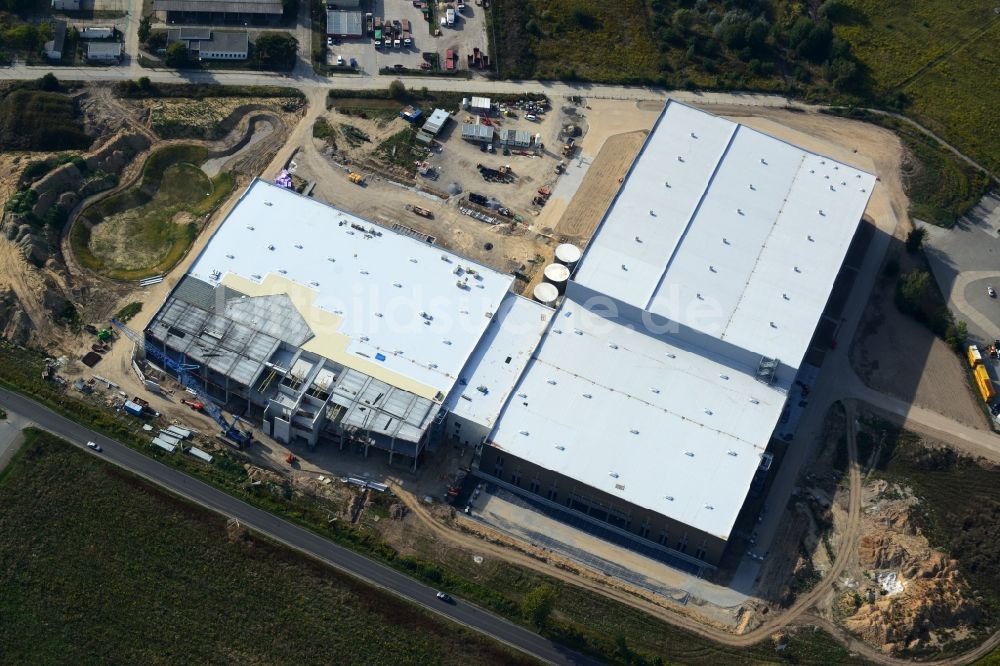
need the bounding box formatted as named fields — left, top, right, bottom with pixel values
left=543, top=263, right=571, bottom=293
left=554, top=243, right=582, bottom=268
left=533, top=282, right=559, bottom=306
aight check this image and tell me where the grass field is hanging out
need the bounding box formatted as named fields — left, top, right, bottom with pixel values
left=824, top=108, right=992, bottom=227
left=0, top=339, right=869, bottom=665
left=0, top=429, right=537, bottom=666
left=72, top=145, right=233, bottom=281
left=833, top=1, right=1000, bottom=175
left=0, top=88, right=90, bottom=151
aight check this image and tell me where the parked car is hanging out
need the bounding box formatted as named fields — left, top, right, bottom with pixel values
left=525, top=114, right=538, bottom=121
left=336, top=54, right=344, bottom=66
left=989, top=285, right=997, bottom=298
left=86, top=441, right=102, bottom=452
left=326, top=37, right=333, bottom=45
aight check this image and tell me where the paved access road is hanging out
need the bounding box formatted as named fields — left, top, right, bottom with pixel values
left=0, top=387, right=596, bottom=666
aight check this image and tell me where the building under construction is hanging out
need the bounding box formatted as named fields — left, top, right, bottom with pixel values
left=144, top=178, right=527, bottom=469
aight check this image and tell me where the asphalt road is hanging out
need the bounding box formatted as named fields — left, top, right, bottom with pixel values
left=0, top=387, right=597, bottom=666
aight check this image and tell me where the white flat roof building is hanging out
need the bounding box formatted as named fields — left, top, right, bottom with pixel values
left=444, top=294, right=553, bottom=431
left=575, top=101, right=876, bottom=373
left=187, top=179, right=513, bottom=401
left=486, top=100, right=875, bottom=546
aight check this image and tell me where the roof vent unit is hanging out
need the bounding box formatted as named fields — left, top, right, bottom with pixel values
left=476, top=385, right=488, bottom=394
left=760, top=158, right=768, bottom=165
left=246, top=225, right=255, bottom=230
left=728, top=450, right=738, bottom=457
left=546, top=379, right=557, bottom=385
left=704, top=409, right=713, bottom=416
left=555, top=445, right=565, bottom=451
left=630, top=429, right=639, bottom=435
left=609, top=472, right=619, bottom=478
left=393, top=282, right=402, bottom=288
left=755, top=356, right=780, bottom=385
left=310, top=281, right=320, bottom=287
left=278, top=269, right=287, bottom=274
left=664, top=181, right=671, bottom=188
left=519, top=430, right=529, bottom=436
left=294, top=244, right=303, bottom=249
left=684, top=451, right=695, bottom=457
left=374, top=312, right=383, bottom=318
left=749, top=183, right=755, bottom=190
left=409, top=258, right=418, bottom=264
left=749, top=398, right=760, bottom=404
left=327, top=257, right=335, bottom=262
left=690, top=132, right=697, bottom=138
left=665, top=495, right=674, bottom=501
left=517, top=393, right=527, bottom=399
left=666, top=353, right=676, bottom=359
left=251, top=274, right=262, bottom=280
left=719, top=374, right=729, bottom=380
left=705, top=505, right=714, bottom=510
left=225, top=254, right=234, bottom=259
left=442, top=339, right=452, bottom=345
left=582, top=393, right=592, bottom=399
left=650, top=387, right=660, bottom=394
left=264, top=201, right=273, bottom=206
left=608, top=343, right=618, bottom=350
left=267, top=244, right=275, bottom=251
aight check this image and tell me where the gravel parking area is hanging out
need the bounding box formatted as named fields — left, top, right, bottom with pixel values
left=327, top=1, right=488, bottom=75
left=422, top=107, right=564, bottom=217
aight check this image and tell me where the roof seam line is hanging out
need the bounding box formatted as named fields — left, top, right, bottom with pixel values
left=644, top=123, right=741, bottom=312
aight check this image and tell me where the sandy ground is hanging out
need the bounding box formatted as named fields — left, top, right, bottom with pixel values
left=552, top=130, right=648, bottom=242
left=850, top=271, right=988, bottom=429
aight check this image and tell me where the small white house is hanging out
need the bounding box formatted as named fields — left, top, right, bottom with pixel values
left=80, top=26, right=115, bottom=39
left=44, top=20, right=66, bottom=59
left=86, top=41, right=122, bottom=62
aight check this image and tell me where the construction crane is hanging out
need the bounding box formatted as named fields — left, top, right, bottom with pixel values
left=110, top=318, right=252, bottom=446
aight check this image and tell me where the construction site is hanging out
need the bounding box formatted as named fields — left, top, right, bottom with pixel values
left=6, top=76, right=1000, bottom=663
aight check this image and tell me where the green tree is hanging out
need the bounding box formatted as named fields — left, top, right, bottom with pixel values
left=521, top=583, right=557, bottom=628
left=137, top=15, right=151, bottom=44
left=37, top=72, right=59, bottom=92
left=137, top=76, right=152, bottom=91
left=388, top=78, right=406, bottom=99
left=254, top=32, right=298, bottom=68
left=905, top=227, right=927, bottom=253
left=164, top=41, right=190, bottom=67
left=945, top=320, right=968, bottom=353
left=897, top=270, right=931, bottom=315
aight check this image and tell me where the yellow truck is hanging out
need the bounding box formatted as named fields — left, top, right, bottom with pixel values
left=348, top=172, right=365, bottom=185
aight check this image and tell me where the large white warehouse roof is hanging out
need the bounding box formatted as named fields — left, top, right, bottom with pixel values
left=444, top=293, right=553, bottom=430
left=489, top=101, right=874, bottom=541
left=490, top=292, right=786, bottom=539
left=574, top=100, right=876, bottom=371
left=187, top=180, right=513, bottom=400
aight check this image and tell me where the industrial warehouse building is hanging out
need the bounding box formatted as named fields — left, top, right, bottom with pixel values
left=144, top=179, right=522, bottom=469
left=477, top=101, right=876, bottom=566
left=167, top=28, right=249, bottom=60
left=143, top=100, right=874, bottom=568
left=326, top=10, right=363, bottom=37
left=152, top=0, right=284, bottom=24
